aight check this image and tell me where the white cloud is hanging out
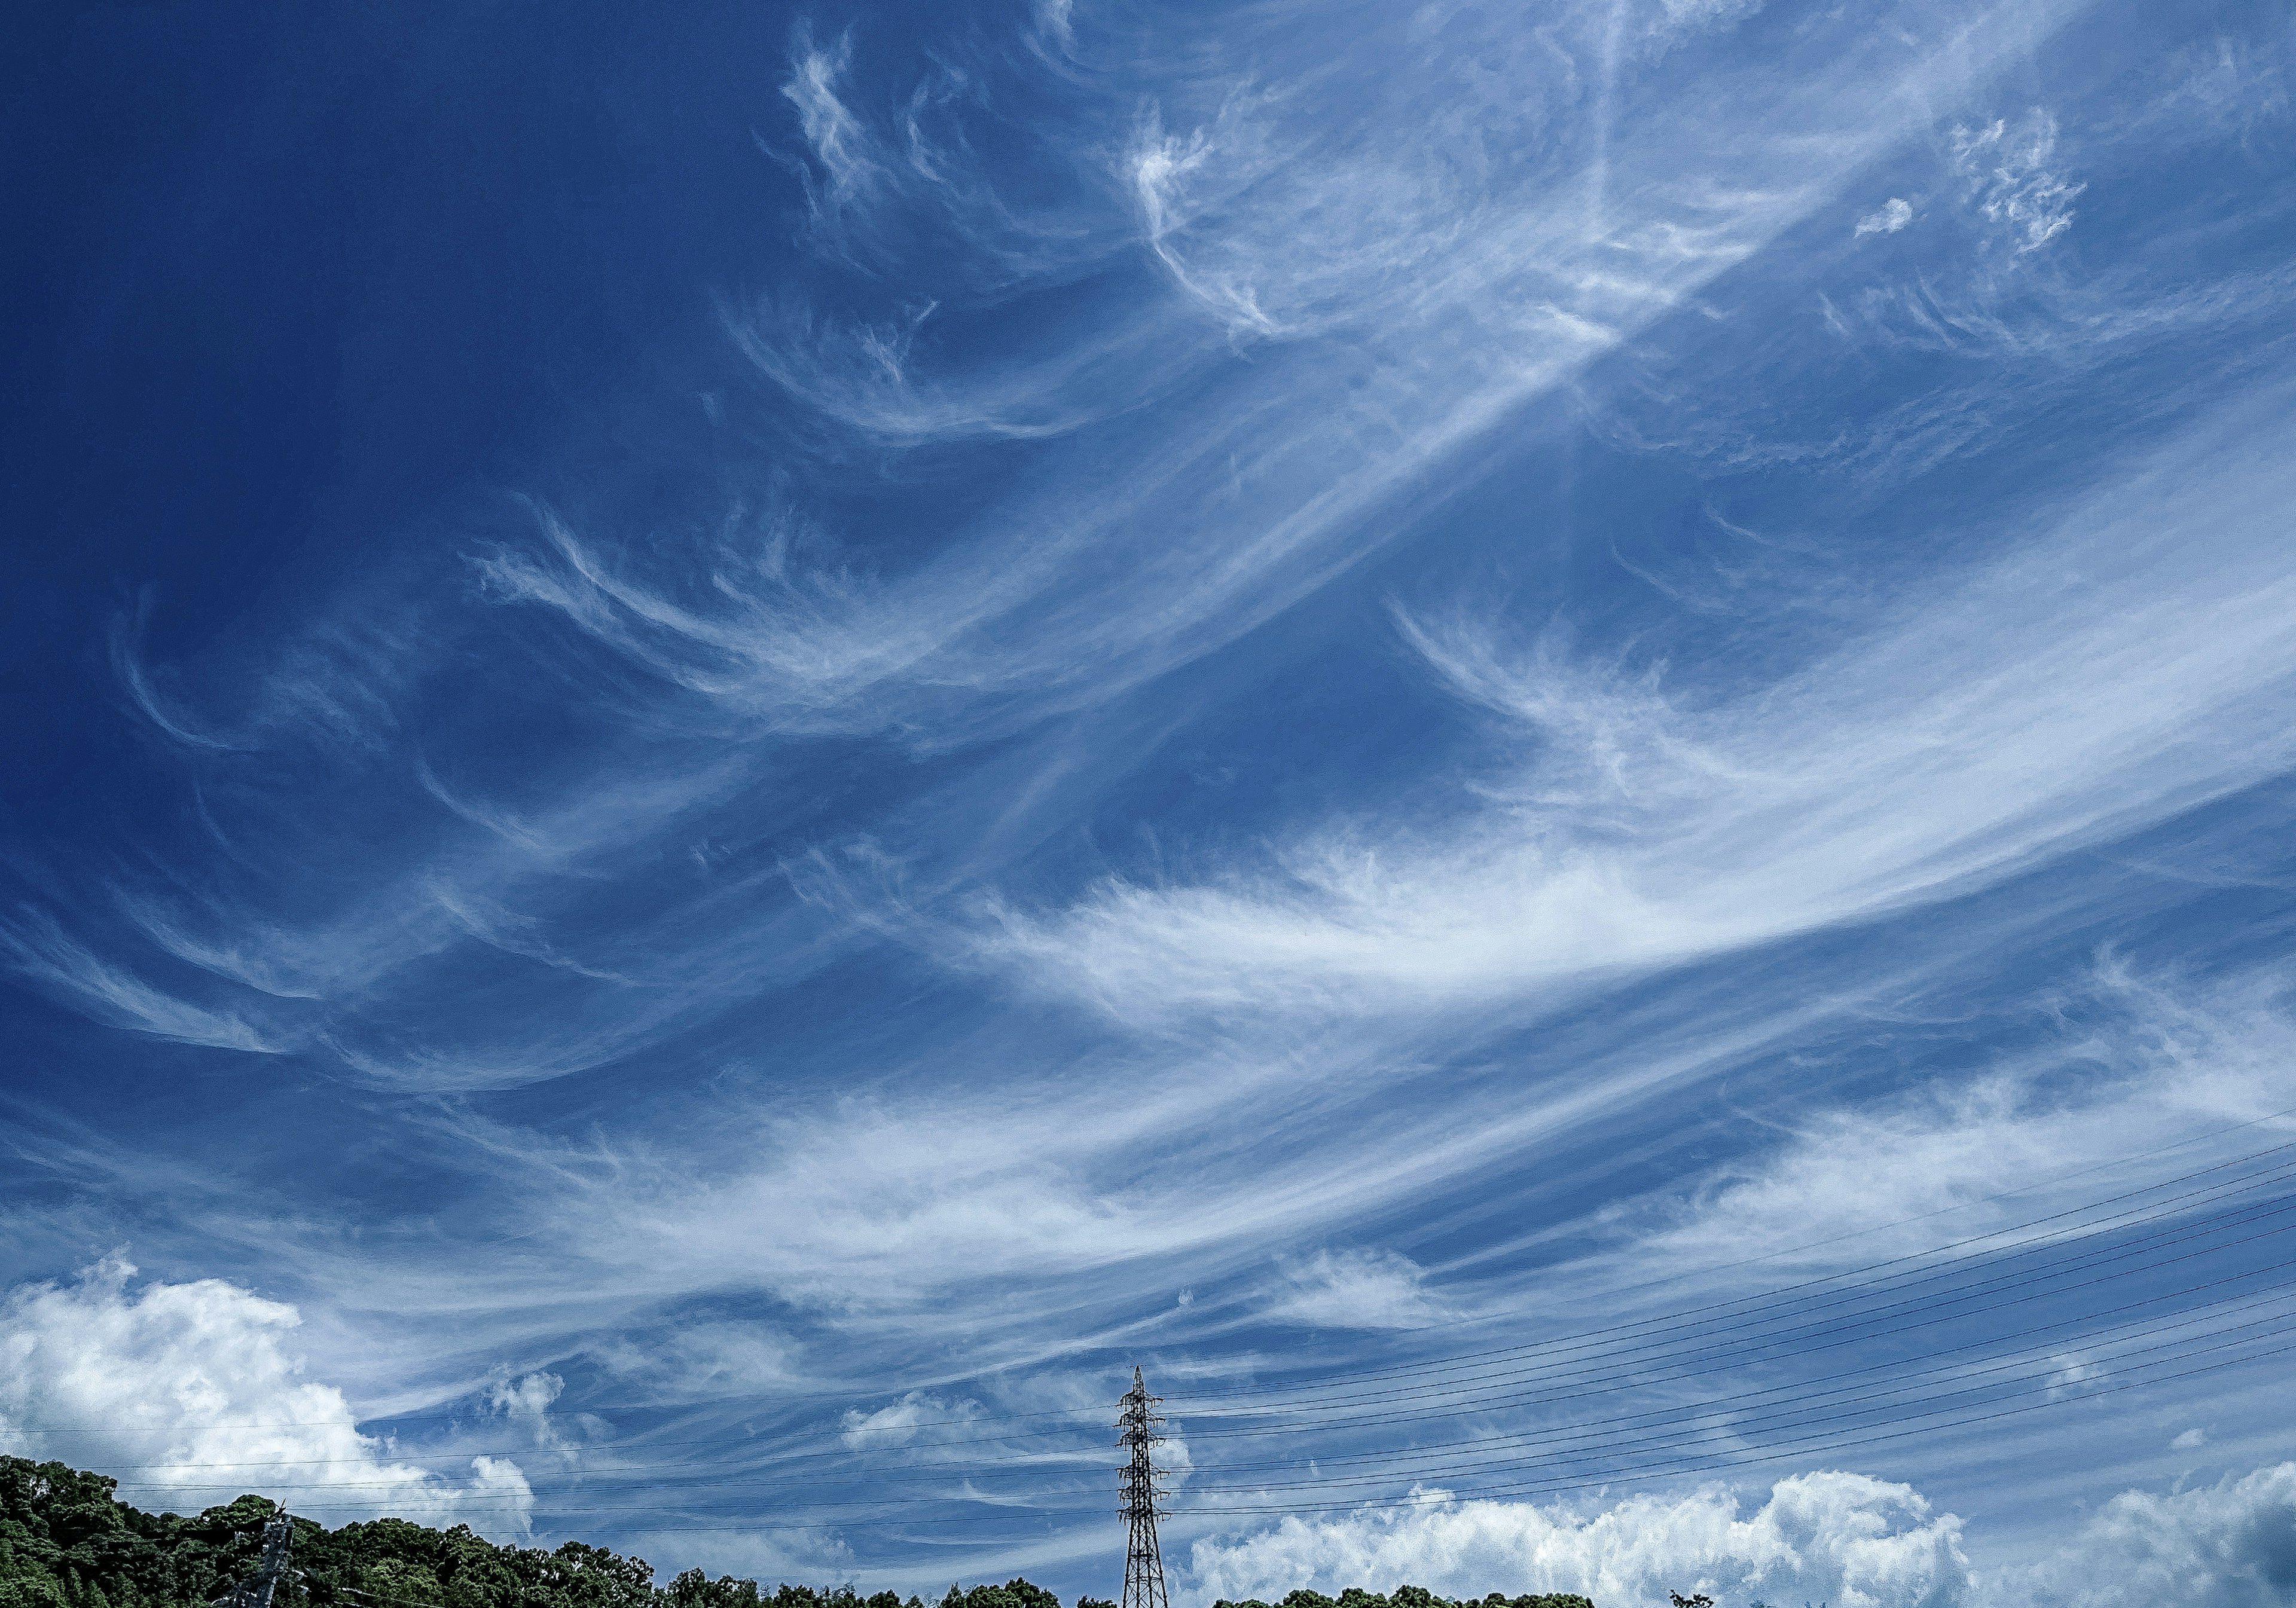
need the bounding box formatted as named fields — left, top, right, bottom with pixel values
left=841, top=1391, right=982, bottom=1449
left=1999, top=1462, right=2296, bottom=1608
left=782, top=30, right=881, bottom=206
left=1184, top=1473, right=1974, bottom=1608
left=1187, top=1465, right=2296, bottom=1608
left=1953, top=111, right=2084, bottom=253
left=13, top=0, right=2116, bottom=1126
left=984, top=399, right=2296, bottom=1026
left=0, top=1258, right=532, bottom=1535
left=0, top=910, right=285, bottom=1054
left=1619, top=960, right=2296, bottom=1280
left=588, top=1321, right=799, bottom=1400
left=2172, top=1427, right=2209, bottom=1451
left=303, top=944, right=2296, bottom=1390
left=8, top=0, right=2290, bottom=1590
left=1269, top=1251, right=1447, bottom=1331
left=2044, top=1352, right=2106, bottom=1400
left=1655, top=0, right=1763, bottom=29
left=726, top=295, right=1130, bottom=445
left=1857, top=197, right=1915, bottom=236
left=487, top=1370, right=573, bottom=1456
left=484, top=0, right=2092, bottom=767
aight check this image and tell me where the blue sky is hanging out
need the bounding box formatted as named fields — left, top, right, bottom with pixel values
left=4, top=2, right=2296, bottom=1606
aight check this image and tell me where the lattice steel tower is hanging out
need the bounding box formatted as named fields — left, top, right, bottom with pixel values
left=213, top=1515, right=295, bottom=1608
left=1118, top=1367, right=1170, bottom=1608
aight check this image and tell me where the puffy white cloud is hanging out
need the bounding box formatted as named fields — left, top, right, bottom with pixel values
left=2001, top=1462, right=2296, bottom=1608
left=486, top=1370, right=583, bottom=1460
left=1184, top=1473, right=1973, bottom=1608
left=0, top=1258, right=531, bottom=1534
left=1186, top=1463, right=2296, bottom=1608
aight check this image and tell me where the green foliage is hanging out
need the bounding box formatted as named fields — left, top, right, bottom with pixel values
left=1209, top=1592, right=1592, bottom=1608
left=936, top=1581, right=1057, bottom=1608
left=1, top=1458, right=1593, bottom=1608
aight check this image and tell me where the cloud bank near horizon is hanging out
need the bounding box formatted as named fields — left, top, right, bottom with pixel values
left=1184, top=1462, right=2296, bottom=1608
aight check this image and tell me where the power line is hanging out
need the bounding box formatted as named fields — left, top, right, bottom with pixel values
left=123, top=1288, right=2296, bottom=1505
left=1164, top=1195, right=2296, bottom=1441
left=33, top=1166, right=2294, bottom=1484
left=116, top=1257, right=2296, bottom=1505
left=17, top=1124, right=2292, bottom=1443
left=121, top=1294, right=2296, bottom=1505
left=116, top=1329, right=2290, bottom=1529
left=23, top=1151, right=2292, bottom=1564
left=1171, top=1141, right=2296, bottom=1408
left=51, top=1179, right=2296, bottom=1491
left=1173, top=1304, right=2296, bottom=1496
left=1177, top=1259, right=2296, bottom=1476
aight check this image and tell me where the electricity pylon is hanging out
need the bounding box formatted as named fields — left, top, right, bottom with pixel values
left=1118, top=1367, right=1170, bottom=1608
left=213, top=1514, right=296, bottom=1608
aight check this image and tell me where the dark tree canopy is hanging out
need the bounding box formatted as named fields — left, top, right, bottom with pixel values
left=1210, top=1590, right=1593, bottom=1608
left=0, top=1460, right=1589, bottom=1608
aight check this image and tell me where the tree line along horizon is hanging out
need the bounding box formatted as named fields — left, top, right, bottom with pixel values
left=0, top=1460, right=1595, bottom=1608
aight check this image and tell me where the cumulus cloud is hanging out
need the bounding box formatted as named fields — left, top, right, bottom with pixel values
left=1187, top=1464, right=2296, bottom=1608
left=1184, top=1473, right=1973, bottom=1608
left=2001, top=1462, right=2296, bottom=1608
left=0, top=1258, right=532, bottom=1534
left=486, top=1370, right=580, bottom=1459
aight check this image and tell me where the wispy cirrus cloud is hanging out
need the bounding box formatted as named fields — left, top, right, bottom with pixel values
left=1954, top=110, right=2085, bottom=254
left=982, top=393, right=2296, bottom=1026
left=0, top=909, right=287, bottom=1054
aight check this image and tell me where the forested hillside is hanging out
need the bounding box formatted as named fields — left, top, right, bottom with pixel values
left=0, top=1459, right=1589, bottom=1608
